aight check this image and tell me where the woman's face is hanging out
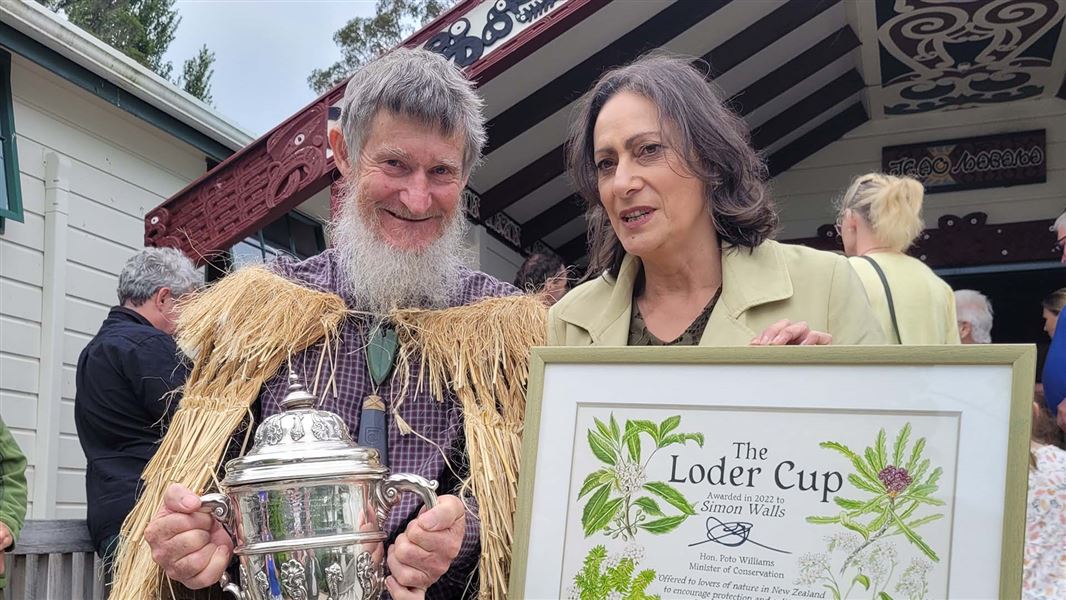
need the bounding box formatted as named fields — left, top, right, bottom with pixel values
left=592, top=92, right=713, bottom=261
left=1043, top=308, right=1059, bottom=338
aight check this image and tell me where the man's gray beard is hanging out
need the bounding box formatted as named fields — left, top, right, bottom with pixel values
left=330, top=187, right=469, bottom=314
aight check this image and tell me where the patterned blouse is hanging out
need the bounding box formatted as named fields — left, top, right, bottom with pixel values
left=1024, top=443, right=1066, bottom=599
left=629, top=288, right=722, bottom=346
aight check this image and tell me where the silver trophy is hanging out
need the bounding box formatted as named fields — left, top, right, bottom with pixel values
left=199, top=373, right=438, bottom=600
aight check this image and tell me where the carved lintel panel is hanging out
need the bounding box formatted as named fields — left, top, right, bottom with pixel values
left=423, top=0, right=566, bottom=68
left=877, top=0, right=1066, bottom=115
left=788, top=213, right=1059, bottom=268
left=145, top=87, right=345, bottom=263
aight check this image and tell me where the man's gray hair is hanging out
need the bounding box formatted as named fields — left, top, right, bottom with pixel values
left=338, top=47, right=486, bottom=178
left=117, top=247, right=200, bottom=306
left=954, top=289, right=994, bottom=344
left=1054, top=210, right=1066, bottom=231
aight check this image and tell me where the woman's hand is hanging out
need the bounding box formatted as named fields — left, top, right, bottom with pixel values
left=751, top=320, right=832, bottom=346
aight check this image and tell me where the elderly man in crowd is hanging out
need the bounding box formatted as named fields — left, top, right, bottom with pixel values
left=143, top=48, right=516, bottom=600
left=954, top=289, right=994, bottom=344
left=75, top=248, right=199, bottom=568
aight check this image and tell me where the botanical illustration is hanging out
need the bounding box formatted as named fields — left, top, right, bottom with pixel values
left=800, top=423, right=945, bottom=599
left=567, top=544, right=658, bottom=600
left=579, top=415, right=705, bottom=539
left=572, top=414, right=704, bottom=600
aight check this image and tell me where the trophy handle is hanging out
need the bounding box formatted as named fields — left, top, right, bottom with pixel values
left=218, top=572, right=246, bottom=600
left=198, top=493, right=245, bottom=599
left=377, top=473, right=439, bottom=511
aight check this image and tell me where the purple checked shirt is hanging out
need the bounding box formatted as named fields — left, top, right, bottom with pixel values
left=258, top=249, right=517, bottom=599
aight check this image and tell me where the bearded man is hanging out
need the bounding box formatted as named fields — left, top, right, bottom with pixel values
left=143, top=48, right=516, bottom=600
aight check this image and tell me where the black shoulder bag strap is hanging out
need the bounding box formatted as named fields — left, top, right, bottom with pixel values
left=859, top=255, right=903, bottom=344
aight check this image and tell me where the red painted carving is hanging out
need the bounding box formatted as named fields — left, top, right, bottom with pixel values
left=786, top=213, right=1059, bottom=268
left=145, top=89, right=344, bottom=263
left=145, top=0, right=615, bottom=262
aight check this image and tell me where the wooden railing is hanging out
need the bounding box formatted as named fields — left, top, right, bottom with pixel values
left=3, top=520, right=105, bottom=599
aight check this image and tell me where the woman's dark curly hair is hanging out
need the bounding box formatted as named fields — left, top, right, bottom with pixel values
left=567, top=52, right=778, bottom=277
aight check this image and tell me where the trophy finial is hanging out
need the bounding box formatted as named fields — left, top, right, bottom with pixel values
left=280, top=371, right=316, bottom=410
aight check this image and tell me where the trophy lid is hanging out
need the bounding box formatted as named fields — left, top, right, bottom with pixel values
left=219, top=372, right=386, bottom=487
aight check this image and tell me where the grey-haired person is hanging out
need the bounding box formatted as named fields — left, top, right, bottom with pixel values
left=142, top=48, right=519, bottom=600
left=74, top=247, right=200, bottom=575
left=955, top=289, right=993, bottom=344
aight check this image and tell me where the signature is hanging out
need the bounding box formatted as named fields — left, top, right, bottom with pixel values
left=687, top=517, right=791, bottom=554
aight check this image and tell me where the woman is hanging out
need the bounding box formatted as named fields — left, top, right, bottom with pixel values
left=835, top=173, right=960, bottom=344
left=547, top=53, right=883, bottom=347
left=1024, top=397, right=1066, bottom=599
left=1043, top=288, right=1066, bottom=422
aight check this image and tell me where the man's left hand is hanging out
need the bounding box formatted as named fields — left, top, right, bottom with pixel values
left=385, top=494, right=466, bottom=598
left=1056, top=401, right=1066, bottom=433
left=751, top=320, right=832, bottom=346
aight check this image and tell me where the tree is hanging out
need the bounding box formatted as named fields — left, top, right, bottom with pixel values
left=308, top=0, right=453, bottom=94
left=37, top=0, right=215, bottom=104
left=177, top=45, right=215, bottom=105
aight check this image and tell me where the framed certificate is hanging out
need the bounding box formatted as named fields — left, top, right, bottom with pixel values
left=510, top=346, right=1035, bottom=600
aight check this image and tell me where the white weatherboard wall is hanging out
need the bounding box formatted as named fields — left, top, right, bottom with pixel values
left=0, top=56, right=206, bottom=519
left=771, top=98, right=1066, bottom=240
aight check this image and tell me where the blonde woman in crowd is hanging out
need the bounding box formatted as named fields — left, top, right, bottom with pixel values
left=835, top=173, right=960, bottom=344
left=548, top=53, right=883, bottom=347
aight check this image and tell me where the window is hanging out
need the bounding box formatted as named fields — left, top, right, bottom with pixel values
left=0, top=49, right=23, bottom=232
left=207, top=211, right=326, bottom=281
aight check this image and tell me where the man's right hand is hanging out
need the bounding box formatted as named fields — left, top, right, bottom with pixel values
left=143, top=484, right=233, bottom=589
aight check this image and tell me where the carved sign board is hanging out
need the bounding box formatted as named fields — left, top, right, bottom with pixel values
left=882, top=130, right=1046, bottom=194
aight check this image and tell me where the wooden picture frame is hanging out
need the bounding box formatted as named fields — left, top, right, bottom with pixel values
left=510, top=346, right=1035, bottom=599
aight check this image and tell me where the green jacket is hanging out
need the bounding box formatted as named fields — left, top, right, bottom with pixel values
left=549, top=240, right=885, bottom=346
left=0, top=417, right=28, bottom=589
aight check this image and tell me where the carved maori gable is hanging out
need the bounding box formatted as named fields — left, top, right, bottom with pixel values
left=145, top=88, right=344, bottom=263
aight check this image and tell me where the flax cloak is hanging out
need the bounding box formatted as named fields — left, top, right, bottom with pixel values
left=111, top=266, right=545, bottom=600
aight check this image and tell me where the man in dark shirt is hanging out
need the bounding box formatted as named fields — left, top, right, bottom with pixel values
left=75, top=247, right=200, bottom=564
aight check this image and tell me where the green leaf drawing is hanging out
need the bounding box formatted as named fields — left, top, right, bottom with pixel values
left=643, top=482, right=696, bottom=515
left=658, top=415, right=681, bottom=440
left=805, top=515, right=840, bottom=525
left=905, top=437, right=926, bottom=473
left=892, top=423, right=911, bottom=467
left=878, top=593, right=895, bottom=600
left=848, top=473, right=884, bottom=495
left=582, top=485, right=623, bottom=537
left=853, top=573, right=871, bottom=591
left=578, top=415, right=702, bottom=542
left=588, top=429, right=617, bottom=466
left=624, top=421, right=641, bottom=463
left=638, top=515, right=688, bottom=534
left=810, top=422, right=945, bottom=575
left=874, top=428, right=888, bottom=471
left=571, top=545, right=661, bottom=600
left=821, top=441, right=881, bottom=486
left=661, top=432, right=705, bottom=447
left=634, top=497, right=664, bottom=517
left=594, top=418, right=613, bottom=443
left=579, top=469, right=614, bottom=499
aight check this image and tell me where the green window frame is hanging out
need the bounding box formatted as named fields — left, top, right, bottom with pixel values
left=0, top=48, right=23, bottom=230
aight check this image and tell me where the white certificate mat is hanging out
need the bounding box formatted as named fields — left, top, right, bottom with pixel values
left=510, top=346, right=1034, bottom=600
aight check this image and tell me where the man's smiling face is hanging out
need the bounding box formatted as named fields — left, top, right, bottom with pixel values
left=353, top=110, right=467, bottom=251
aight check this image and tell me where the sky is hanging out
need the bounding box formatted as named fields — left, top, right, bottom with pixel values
left=163, top=1, right=379, bottom=136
